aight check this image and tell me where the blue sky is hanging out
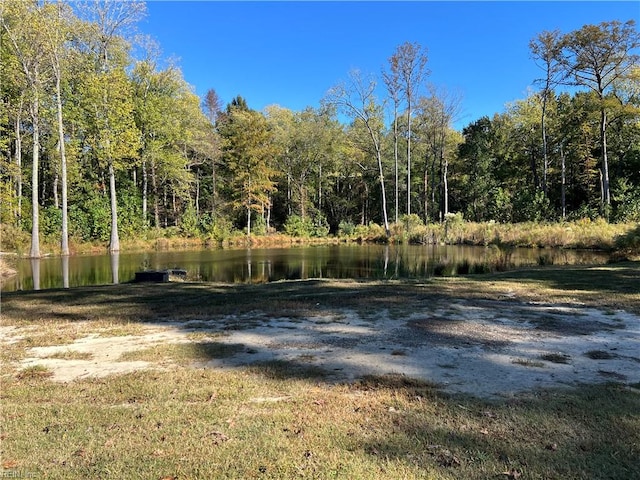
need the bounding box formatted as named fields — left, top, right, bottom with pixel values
left=140, top=1, right=639, bottom=129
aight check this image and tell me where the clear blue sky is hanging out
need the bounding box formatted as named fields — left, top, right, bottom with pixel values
left=140, top=1, right=639, bottom=129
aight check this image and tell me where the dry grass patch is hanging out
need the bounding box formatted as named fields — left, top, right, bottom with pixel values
left=118, top=342, right=246, bottom=364
left=42, top=350, right=93, bottom=361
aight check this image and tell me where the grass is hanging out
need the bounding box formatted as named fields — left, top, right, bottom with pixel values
left=118, top=342, right=246, bottom=364
left=1, top=262, right=639, bottom=479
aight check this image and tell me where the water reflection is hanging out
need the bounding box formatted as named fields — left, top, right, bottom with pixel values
left=30, top=258, right=41, bottom=291
left=62, top=256, right=69, bottom=289
left=110, top=252, right=120, bottom=285
left=2, top=244, right=612, bottom=293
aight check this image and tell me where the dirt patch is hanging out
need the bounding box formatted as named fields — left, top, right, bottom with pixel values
left=4, top=299, right=639, bottom=399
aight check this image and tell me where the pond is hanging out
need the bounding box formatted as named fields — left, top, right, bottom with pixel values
left=2, top=244, right=611, bottom=292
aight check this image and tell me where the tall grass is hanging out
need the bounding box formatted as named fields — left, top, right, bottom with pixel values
left=388, top=219, right=635, bottom=251
left=2, top=219, right=636, bottom=256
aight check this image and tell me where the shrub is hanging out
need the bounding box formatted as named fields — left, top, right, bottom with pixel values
left=284, top=214, right=329, bottom=238
left=40, top=205, right=62, bottom=239
left=179, top=204, right=200, bottom=238
left=338, top=220, right=356, bottom=237
left=251, top=215, right=268, bottom=236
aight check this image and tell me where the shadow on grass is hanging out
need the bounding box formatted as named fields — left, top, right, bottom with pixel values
left=355, top=379, right=640, bottom=479
left=3, top=266, right=640, bottom=479
left=489, top=261, right=640, bottom=296
left=2, top=263, right=639, bottom=391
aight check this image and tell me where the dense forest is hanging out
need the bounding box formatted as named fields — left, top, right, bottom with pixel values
left=1, top=2, right=639, bottom=257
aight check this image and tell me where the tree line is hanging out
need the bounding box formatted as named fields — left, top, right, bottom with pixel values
left=1, top=1, right=638, bottom=258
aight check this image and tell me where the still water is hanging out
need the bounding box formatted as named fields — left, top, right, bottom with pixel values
left=2, top=244, right=611, bottom=292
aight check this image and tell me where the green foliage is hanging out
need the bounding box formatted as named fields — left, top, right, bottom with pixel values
left=251, top=215, right=268, bottom=236
left=338, top=220, right=356, bottom=237
left=284, top=214, right=312, bottom=237
left=179, top=203, right=200, bottom=238
left=612, top=178, right=640, bottom=222
left=69, top=195, right=111, bottom=242
left=284, top=214, right=329, bottom=238
left=400, top=214, right=423, bottom=234
left=488, top=187, right=513, bottom=223
left=512, top=189, right=553, bottom=222
left=41, top=205, right=62, bottom=239
left=201, top=215, right=234, bottom=243
left=614, top=224, right=640, bottom=255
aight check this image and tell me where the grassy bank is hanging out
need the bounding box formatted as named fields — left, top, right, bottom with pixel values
left=1, top=263, right=639, bottom=479
left=1, top=220, right=638, bottom=258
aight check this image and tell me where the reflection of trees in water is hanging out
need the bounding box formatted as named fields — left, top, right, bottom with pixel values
left=6, top=245, right=611, bottom=291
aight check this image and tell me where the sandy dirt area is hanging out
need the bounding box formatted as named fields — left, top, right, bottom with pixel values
left=5, top=299, right=640, bottom=399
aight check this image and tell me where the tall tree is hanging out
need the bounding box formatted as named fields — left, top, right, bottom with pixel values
left=530, top=29, right=563, bottom=197
left=559, top=20, right=640, bottom=214
left=219, top=108, right=278, bottom=236
left=202, top=88, right=223, bottom=216
left=2, top=2, right=50, bottom=258
left=391, top=42, right=429, bottom=216
left=382, top=53, right=402, bottom=223
left=41, top=1, right=75, bottom=255
left=76, top=0, right=145, bottom=252
left=416, top=86, right=463, bottom=222
left=326, top=70, right=390, bottom=236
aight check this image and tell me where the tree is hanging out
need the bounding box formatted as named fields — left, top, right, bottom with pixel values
left=415, top=85, right=463, bottom=222
left=41, top=2, right=75, bottom=255
left=530, top=29, right=563, bottom=197
left=457, top=117, right=497, bottom=221
left=202, top=88, right=223, bottom=216
left=2, top=1, right=50, bottom=258
left=391, top=42, right=429, bottom=216
left=219, top=108, right=278, bottom=236
left=382, top=53, right=402, bottom=223
left=75, top=0, right=146, bottom=252
left=559, top=20, right=640, bottom=214
left=326, top=70, right=390, bottom=236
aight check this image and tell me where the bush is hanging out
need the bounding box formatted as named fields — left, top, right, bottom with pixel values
left=284, top=214, right=329, bottom=238
left=41, top=205, right=62, bottom=239
left=338, top=220, right=356, bottom=237
left=614, top=224, right=640, bottom=257
left=612, top=179, right=640, bottom=223
left=251, top=215, right=267, bottom=236
left=179, top=204, right=200, bottom=238
left=400, top=214, right=423, bottom=235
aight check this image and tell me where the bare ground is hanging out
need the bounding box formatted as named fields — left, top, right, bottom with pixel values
left=4, top=298, right=639, bottom=399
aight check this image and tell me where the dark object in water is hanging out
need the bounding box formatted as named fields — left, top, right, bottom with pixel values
left=134, top=269, right=187, bottom=283
left=134, top=270, right=169, bottom=283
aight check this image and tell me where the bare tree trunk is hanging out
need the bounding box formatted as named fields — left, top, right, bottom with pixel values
left=29, top=88, right=41, bottom=259
left=561, top=144, right=566, bottom=221
left=142, top=159, right=148, bottom=225
left=600, top=108, right=610, bottom=215
left=14, top=101, right=23, bottom=226
left=443, top=156, right=449, bottom=217
left=151, top=159, right=160, bottom=228
left=407, top=106, right=412, bottom=216
left=108, top=161, right=120, bottom=253
left=195, top=172, right=200, bottom=217
left=287, top=173, right=292, bottom=216
left=56, top=74, right=69, bottom=255
left=53, top=173, right=59, bottom=208
left=393, top=109, right=399, bottom=223
left=266, top=196, right=272, bottom=229
left=318, top=164, right=322, bottom=211
left=211, top=159, right=216, bottom=217
left=541, top=99, right=549, bottom=196
left=423, top=161, right=428, bottom=224
left=376, top=150, right=390, bottom=235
